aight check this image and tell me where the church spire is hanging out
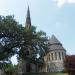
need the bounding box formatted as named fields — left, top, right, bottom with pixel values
left=25, top=6, right=31, bottom=29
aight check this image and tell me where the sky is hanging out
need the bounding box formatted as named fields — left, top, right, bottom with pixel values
left=0, top=0, right=75, bottom=64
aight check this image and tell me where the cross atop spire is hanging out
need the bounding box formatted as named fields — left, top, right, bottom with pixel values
left=25, top=6, right=31, bottom=29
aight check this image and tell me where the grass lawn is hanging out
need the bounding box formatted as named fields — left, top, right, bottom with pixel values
left=25, top=72, right=68, bottom=75
left=46, top=72, right=68, bottom=75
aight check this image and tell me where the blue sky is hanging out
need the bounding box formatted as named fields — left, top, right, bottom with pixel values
left=0, top=0, right=75, bottom=64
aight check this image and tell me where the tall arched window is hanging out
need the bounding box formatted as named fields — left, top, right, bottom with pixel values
left=55, top=52, right=57, bottom=60
left=58, top=52, right=61, bottom=60
left=49, top=54, right=50, bottom=61
left=47, top=56, right=48, bottom=61
left=51, top=53, right=53, bottom=60
left=62, top=52, right=65, bottom=59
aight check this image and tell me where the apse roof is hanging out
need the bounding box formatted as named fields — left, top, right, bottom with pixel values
left=48, top=35, right=65, bottom=51
left=49, top=35, right=62, bottom=45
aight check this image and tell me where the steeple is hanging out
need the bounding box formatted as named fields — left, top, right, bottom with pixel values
left=25, top=6, right=31, bottom=29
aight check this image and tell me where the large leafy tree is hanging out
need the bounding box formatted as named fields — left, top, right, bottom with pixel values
left=0, top=15, right=48, bottom=65
left=0, top=15, right=23, bottom=61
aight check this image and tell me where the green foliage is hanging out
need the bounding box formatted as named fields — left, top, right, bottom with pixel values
left=0, top=15, right=48, bottom=65
left=0, top=15, right=23, bottom=61
left=22, top=72, right=68, bottom=75
left=2, top=63, right=18, bottom=75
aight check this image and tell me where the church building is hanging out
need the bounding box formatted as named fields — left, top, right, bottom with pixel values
left=44, top=35, right=66, bottom=72
left=18, top=6, right=66, bottom=74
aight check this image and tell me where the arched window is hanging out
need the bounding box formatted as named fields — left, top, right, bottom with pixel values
left=49, top=54, right=50, bottom=61
left=58, top=52, right=61, bottom=60
left=62, top=52, right=64, bottom=59
left=62, top=52, right=65, bottom=59
left=47, top=56, right=48, bottom=61
left=55, top=52, right=57, bottom=60
left=51, top=53, right=53, bottom=60
left=26, top=63, right=31, bottom=72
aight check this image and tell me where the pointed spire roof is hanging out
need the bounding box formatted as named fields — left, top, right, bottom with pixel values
left=25, top=6, right=31, bottom=29
left=49, top=35, right=62, bottom=45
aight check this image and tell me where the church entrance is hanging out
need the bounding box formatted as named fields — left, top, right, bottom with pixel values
left=26, top=63, right=31, bottom=72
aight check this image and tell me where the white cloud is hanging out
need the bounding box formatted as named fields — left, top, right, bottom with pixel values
left=54, top=0, right=75, bottom=8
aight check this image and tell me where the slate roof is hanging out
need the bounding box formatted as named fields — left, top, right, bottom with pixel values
left=49, top=35, right=65, bottom=51
left=49, top=35, right=62, bottom=45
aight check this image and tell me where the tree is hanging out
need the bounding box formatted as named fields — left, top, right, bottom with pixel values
left=0, top=15, right=48, bottom=66
left=0, top=15, right=23, bottom=61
